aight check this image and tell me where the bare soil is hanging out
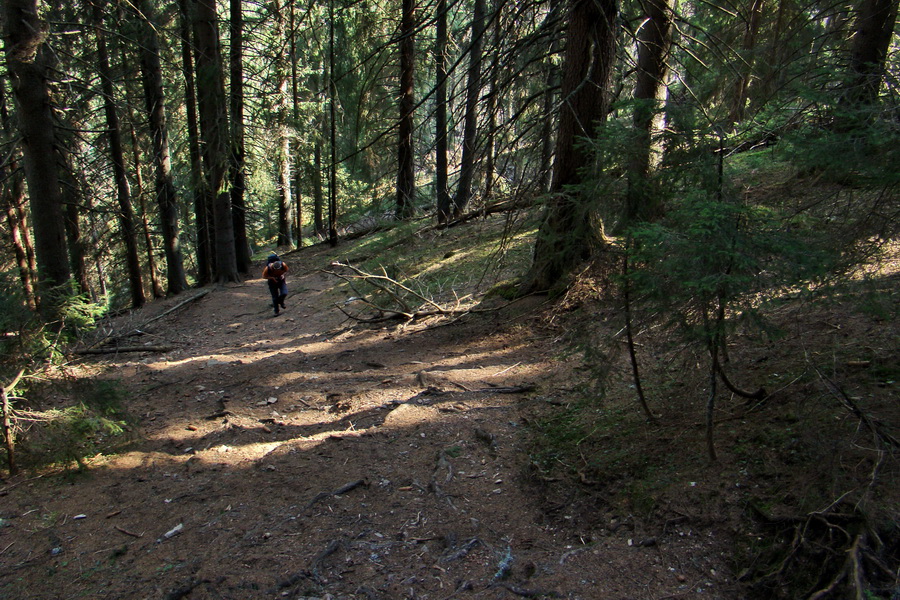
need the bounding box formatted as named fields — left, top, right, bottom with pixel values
left=1, top=228, right=896, bottom=600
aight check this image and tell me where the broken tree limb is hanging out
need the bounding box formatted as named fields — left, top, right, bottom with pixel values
left=80, top=289, right=212, bottom=353
left=142, top=289, right=212, bottom=327
left=77, top=345, right=175, bottom=355
left=304, top=479, right=368, bottom=510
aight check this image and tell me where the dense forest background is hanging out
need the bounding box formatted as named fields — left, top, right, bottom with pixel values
left=1, top=0, right=896, bottom=317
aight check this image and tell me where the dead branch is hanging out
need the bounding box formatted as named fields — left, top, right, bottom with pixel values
left=326, top=263, right=484, bottom=323
left=82, top=289, right=211, bottom=352
left=76, top=345, right=175, bottom=355
left=303, top=478, right=368, bottom=510
left=813, top=363, right=900, bottom=449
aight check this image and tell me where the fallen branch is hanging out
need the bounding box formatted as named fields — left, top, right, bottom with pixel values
left=303, top=478, right=368, bottom=510
left=82, top=289, right=211, bottom=352
left=77, top=345, right=175, bottom=355
left=813, top=363, right=900, bottom=449
left=326, top=262, right=493, bottom=324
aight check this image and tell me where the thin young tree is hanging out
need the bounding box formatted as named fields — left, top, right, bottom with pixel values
left=230, top=0, right=252, bottom=274
left=273, top=0, right=295, bottom=248
left=434, top=0, right=451, bottom=223
left=396, top=0, right=417, bottom=220
left=451, top=0, right=487, bottom=217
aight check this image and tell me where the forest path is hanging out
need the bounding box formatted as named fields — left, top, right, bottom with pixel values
left=0, top=243, right=730, bottom=599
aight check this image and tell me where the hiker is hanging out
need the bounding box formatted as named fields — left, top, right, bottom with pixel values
left=263, top=254, right=289, bottom=316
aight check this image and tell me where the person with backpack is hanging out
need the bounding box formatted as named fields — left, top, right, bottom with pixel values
left=263, top=254, right=289, bottom=316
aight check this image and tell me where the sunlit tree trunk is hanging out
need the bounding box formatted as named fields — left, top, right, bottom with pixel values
left=451, top=0, right=487, bottom=217
left=396, top=0, right=417, bottom=219
left=525, top=0, right=618, bottom=292
left=5, top=0, right=72, bottom=316
left=194, top=0, right=239, bottom=283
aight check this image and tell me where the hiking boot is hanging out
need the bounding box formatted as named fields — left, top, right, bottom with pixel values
left=274, top=307, right=280, bottom=316
left=280, top=302, right=286, bottom=309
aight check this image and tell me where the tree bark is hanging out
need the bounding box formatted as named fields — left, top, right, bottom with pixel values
left=844, top=0, right=899, bottom=107
left=179, top=0, right=213, bottom=284
left=729, top=0, right=764, bottom=125
left=0, top=79, right=37, bottom=309
left=230, top=0, right=252, bottom=273
left=625, top=0, right=674, bottom=225
left=396, top=0, right=417, bottom=220
left=193, top=0, right=240, bottom=283
left=289, top=0, right=304, bottom=245
left=451, top=0, right=487, bottom=217
left=139, top=0, right=189, bottom=295
left=92, top=0, right=146, bottom=308
left=328, top=0, right=338, bottom=246
left=4, top=0, right=72, bottom=315
left=273, top=0, right=295, bottom=248
left=525, top=0, right=618, bottom=292
left=434, top=0, right=451, bottom=223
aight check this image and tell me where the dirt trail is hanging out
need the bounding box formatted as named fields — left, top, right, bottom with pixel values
left=0, top=246, right=733, bottom=599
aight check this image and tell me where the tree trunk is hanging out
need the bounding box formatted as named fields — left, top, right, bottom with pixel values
left=289, top=0, right=304, bottom=245
left=434, top=0, right=451, bottom=223
left=396, top=0, right=417, bottom=220
left=451, top=0, right=487, bottom=217
left=139, top=0, right=189, bottom=295
left=229, top=0, right=252, bottom=273
left=0, top=79, right=37, bottom=309
left=483, top=2, right=503, bottom=202
left=328, top=0, right=338, bottom=247
left=4, top=0, right=72, bottom=316
left=312, top=59, right=326, bottom=237
left=729, top=0, right=764, bottom=125
left=273, top=0, right=295, bottom=248
left=193, top=0, right=239, bottom=283
left=625, top=0, right=674, bottom=225
left=179, top=0, right=212, bottom=285
left=539, top=0, right=563, bottom=194
left=92, top=0, right=145, bottom=308
left=525, top=0, right=618, bottom=293
left=844, top=0, right=899, bottom=108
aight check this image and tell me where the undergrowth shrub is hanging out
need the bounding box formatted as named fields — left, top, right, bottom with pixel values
left=5, top=378, right=133, bottom=473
